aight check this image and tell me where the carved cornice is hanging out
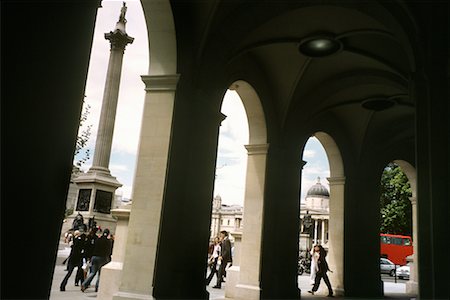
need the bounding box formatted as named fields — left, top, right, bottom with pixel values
left=327, top=176, right=346, bottom=186
left=141, top=74, right=180, bottom=91
left=245, top=143, right=269, bottom=155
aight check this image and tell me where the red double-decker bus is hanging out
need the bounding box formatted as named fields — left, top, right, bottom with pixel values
left=380, top=233, right=413, bottom=266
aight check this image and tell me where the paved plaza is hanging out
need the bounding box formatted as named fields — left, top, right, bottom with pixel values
left=50, top=244, right=413, bottom=300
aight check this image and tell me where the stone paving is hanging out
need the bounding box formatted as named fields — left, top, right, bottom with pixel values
left=50, top=244, right=412, bottom=300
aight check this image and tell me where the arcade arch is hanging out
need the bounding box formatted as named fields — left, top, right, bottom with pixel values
left=222, top=81, right=268, bottom=300
left=309, top=132, right=345, bottom=295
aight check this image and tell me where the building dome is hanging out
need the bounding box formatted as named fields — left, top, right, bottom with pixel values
left=306, top=177, right=329, bottom=197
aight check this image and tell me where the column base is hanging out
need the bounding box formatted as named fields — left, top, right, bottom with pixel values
left=235, top=283, right=261, bottom=300
left=333, top=287, right=345, bottom=297
left=97, top=261, right=123, bottom=300
left=406, top=280, right=418, bottom=295
left=113, top=290, right=154, bottom=300
left=225, top=266, right=240, bottom=299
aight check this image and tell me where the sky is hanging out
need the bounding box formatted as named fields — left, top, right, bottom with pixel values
left=77, top=0, right=330, bottom=205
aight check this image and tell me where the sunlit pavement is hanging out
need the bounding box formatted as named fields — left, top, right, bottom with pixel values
left=51, top=244, right=414, bottom=300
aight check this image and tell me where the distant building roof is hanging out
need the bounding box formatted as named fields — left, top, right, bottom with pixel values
left=306, top=177, right=329, bottom=197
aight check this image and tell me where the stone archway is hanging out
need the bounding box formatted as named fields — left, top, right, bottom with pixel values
left=225, top=80, right=268, bottom=300
left=314, top=131, right=345, bottom=296
left=393, top=160, right=418, bottom=295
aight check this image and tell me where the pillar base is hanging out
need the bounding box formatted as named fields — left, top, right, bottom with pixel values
left=97, top=261, right=123, bottom=300
left=225, top=266, right=240, bottom=298
left=113, top=290, right=154, bottom=300
left=406, top=280, right=418, bottom=295
left=235, top=283, right=261, bottom=300
left=333, top=287, right=345, bottom=297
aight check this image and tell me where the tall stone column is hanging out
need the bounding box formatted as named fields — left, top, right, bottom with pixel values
left=327, top=176, right=345, bottom=296
left=112, top=74, right=179, bottom=300
left=73, top=3, right=133, bottom=230
left=234, top=144, right=268, bottom=300
left=406, top=196, right=419, bottom=294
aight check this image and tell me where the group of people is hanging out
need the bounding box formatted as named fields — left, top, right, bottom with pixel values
left=60, top=214, right=114, bottom=293
left=308, top=244, right=334, bottom=297
left=206, top=230, right=233, bottom=289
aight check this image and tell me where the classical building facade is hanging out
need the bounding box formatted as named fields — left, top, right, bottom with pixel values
left=300, top=178, right=330, bottom=248
left=3, top=1, right=448, bottom=300
left=210, top=195, right=243, bottom=239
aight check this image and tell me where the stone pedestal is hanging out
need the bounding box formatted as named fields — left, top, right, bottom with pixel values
left=299, top=233, right=311, bottom=252
left=225, top=232, right=242, bottom=298
left=97, top=208, right=130, bottom=300
left=72, top=171, right=121, bottom=232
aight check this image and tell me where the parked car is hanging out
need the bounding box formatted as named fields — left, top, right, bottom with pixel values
left=396, top=263, right=410, bottom=280
left=380, top=257, right=396, bottom=276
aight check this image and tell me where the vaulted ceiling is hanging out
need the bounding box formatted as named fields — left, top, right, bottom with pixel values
left=171, top=0, right=416, bottom=153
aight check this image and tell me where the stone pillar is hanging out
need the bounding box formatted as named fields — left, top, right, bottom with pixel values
left=97, top=208, right=130, bottom=300
left=314, top=219, right=318, bottom=244
left=90, top=21, right=134, bottom=174
left=260, top=145, right=301, bottom=299
left=406, top=196, right=418, bottom=294
left=327, top=176, right=345, bottom=296
left=234, top=144, right=268, bottom=300
left=321, top=219, right=326, bottom=245
left=73, top=6, right=134, bottom=230
left=113, top=74, right=179, bottom=300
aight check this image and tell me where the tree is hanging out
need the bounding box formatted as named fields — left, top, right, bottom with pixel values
left=74, top=100, right=92, bottom=167
left=380, top=162, right=412, bottom=235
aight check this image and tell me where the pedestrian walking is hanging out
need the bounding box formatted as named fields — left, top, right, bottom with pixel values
left=308, top=245, right=334, bottom=297
left=60, top=230, right=85, bottom=291
left=310, top=245, right=320, bottom=285
left=206, top=237, right=221, bottom=286
left=212, top=231, right=232, bottom=289
left=81, top=228, right=113, bottom=293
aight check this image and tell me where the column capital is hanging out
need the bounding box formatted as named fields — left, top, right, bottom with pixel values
left=245, top=143, right=269, bottom=155
left=141, top=74, right=180, bottom=91
left=409, top=196, right=417, bottom=205
left=105, top=31, right=134, bottom=51
left=327, top=176, right=346, bottom=186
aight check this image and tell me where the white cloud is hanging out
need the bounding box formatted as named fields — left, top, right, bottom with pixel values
left=303, top=149, right=316, bottom=158
left=109, top=163, right=129, bottom=173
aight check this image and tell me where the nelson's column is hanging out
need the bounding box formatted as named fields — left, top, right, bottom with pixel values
left=73, top=2, right=134, bottom=231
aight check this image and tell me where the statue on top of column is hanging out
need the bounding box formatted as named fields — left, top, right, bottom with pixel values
left=119, top=2, right=127, bottom=23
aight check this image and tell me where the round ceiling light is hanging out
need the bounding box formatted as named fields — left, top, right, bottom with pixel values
left=298, top=35, right=342, bottom=57
left=361, top=98, right=396, bottom=111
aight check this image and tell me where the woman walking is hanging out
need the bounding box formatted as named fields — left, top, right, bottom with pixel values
left=308, top=245, right=333, bottom=297
left=60, top=230, right=85, bottom=291
left=206, top=237, right=221, bottom=286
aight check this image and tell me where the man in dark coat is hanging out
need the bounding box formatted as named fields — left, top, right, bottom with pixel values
left=81, top=228, right=113, bottom=292
left=213, top=230, right=233, bottom=289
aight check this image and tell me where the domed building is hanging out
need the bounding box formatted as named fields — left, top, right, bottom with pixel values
left=300, top=177, right=330, bottom=249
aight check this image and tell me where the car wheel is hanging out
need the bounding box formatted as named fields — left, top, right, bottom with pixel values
left=390, top=270, right=395, bottom=277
